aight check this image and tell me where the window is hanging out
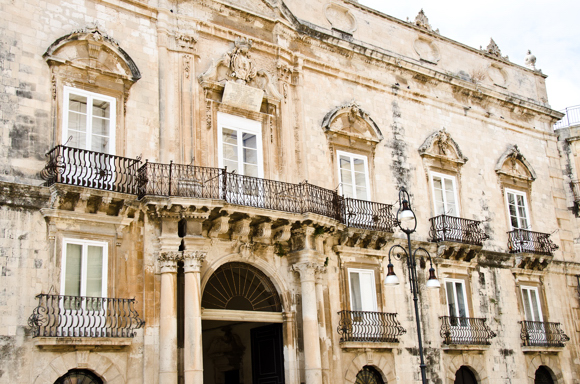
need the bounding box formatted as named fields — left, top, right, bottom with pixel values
left=61, top=239, right=108, bottom=298
left=337, top=151, right=370, bottom=200
left=348, top=269, right=377, bottom=312
left=63, top=87, right=116, bottom=155
left=445, top=279, right=469, bottom=319
left=521, top=286, right=543, bottom=322
left=505, top=188, right=530, bottom=230
left=430, top=172, right=459, bottom=216
left=217, top=112, right=263, bottom=177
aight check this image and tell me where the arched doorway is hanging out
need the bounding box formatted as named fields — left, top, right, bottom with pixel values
left=201, top=262, right=284, bottom=384
left=535, top=366, right=555, bottom=384
left=454, top=366, right=477, bottom=384
left=54, top=369, right=103, bottom=384
left=354, top=366, right=385, bottom=384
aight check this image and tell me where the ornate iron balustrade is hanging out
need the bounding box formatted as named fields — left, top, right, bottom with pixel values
left=343, top=197, right=397, bottom=233
left=41, top=145, right=141, bottom=194
left=507, top=229, right=558, bottom=255
left=337, top=310, right=406, bottom=343
left=440, top=316, right=496, bottom=345
left=28, top=294, right=145, bottom=338
left=429, top=215, right=489, bottom=246
left=519, top=321, right=570, bottom=347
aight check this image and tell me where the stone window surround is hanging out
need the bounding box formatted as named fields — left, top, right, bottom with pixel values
left=340, top=260, right=384, bottom=313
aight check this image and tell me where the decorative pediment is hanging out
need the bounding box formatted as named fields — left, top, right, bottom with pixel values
left=418, top=128, right=468, bottom=165
left=44, top=25, right=141, bottom=82
left=321, top=101, right=383, bottom=146
left=495, top=145, right=536, bottom=182
left=198, top=38, right=281, bottom=101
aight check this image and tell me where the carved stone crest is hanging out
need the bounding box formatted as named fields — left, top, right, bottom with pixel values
left=225, top=38, right=256, bottom=84
left=495, top=145, right=536, bottom=181
left=485, top=38, right=509, bottom=61
left=322, top=100, right=383, bottom=146
left=414, top=9, right=439, bottom=33
left=418, top=128, right=468, bottom=166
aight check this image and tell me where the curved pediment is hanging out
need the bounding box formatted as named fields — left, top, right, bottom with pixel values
left=44, top=26, right=141, bottom=82
left=418, top=128, right=468, bottom=165
left=321, top=101, right=383, bottom=144
left=495, top=145, right=536, bottom=181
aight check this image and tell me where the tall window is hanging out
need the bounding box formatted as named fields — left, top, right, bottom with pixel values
left=521, top=286, right=543, bottom=322
left=337, top=151, right=370, bottom=200
left=430, top=172, right=459, bottom=216
left=505, top=188, right=530, bottom=229
left=445, top=279, right=469, bottom=319
left=348, top=269, right=377, bottom=312
left=217, top=112, right=263, bottom=177
left=63, top=87, right=116, bottom=155
left=61, top=239, right=108, bottom=298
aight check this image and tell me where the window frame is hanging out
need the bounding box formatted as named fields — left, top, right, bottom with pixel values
left=520, top=285, right=543, bottom=322
left=217, top=112, right=263, bottom=178
left=504, top=188, right=531, bottom=230
left=444, top=278, right=470, bottom=318
left=429, top=171, right=460, bottom=217
left=347, top=268, right=378, bottom=312
left=62, top=86, right=117, bottom=155
left=336, top=150, right=371, bottom=201
left=60, top=238, right=108, bottom=298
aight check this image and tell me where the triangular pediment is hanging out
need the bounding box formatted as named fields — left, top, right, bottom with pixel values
left=322, top=101, right=383, bottom=143
left=495, top=145, right=536, bottom=181
left=418, top=128, right=467, bottom=165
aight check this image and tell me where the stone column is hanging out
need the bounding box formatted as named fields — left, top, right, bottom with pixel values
left=183, top=250, right=206, bottom=384
left=292, top=262, right=323, bottom=384
left=315, top=266, right=330, bottom=384
left=158, top=251, right=181, bottom=384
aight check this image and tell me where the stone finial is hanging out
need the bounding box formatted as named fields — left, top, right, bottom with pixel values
left=485, top=38, right=509, bottom=60
left=414, top=9, right=433, bottom=31
left=524, top=49, right=537, bottom=70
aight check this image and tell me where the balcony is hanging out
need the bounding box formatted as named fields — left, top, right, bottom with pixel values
left=507, top=229, right=558, bottom=256
left=440, top=316, right=496, bottom=346
left=337, top=310, right=406, bottom=343
left=28, top=294, right=145, bottom=338
left=429, top=215, right=489, bottom=246
left=520, top=321, right=570, bottom=348
left=42, top=146, right=397, bottom=233
left=553, top=105, right=580, bottom=129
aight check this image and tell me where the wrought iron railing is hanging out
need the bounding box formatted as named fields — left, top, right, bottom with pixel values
left=28, top=294, right=145, bottom=338
left=554, top=105, right=580, bottom=129
left=440, top=316, right=496, bottom=345
left=42, top=146, right=397, bottom=231
left=41, top=145, right=141, bottom=194
left=429, top=215, right=489, bottom=246
left=507, top=229, right=558, bottom=255
left=337, top=310, right=406, bottom=343
left=519, top=321, right=570, bottom=347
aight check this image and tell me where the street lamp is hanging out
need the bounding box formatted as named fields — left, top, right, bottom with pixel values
left=385, top=187, right=440, bottom=384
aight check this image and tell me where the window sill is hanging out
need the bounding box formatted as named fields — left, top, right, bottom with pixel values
left=441, top=344, right=491, bottom=352
left=339, top=341, right=399, bottom=350
left=521, top=345, right=566, bottom=353
left=34, top=337, right=133, bottom=351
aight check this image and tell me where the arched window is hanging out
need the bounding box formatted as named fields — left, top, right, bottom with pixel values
left=454, top=366, right=477, bottom=384
left=535, top=366, right=555, bottom=384
left=202, top=262, right=281, bottom=312
left=354, top=366, right=384, bottom=384
left=54, top=369, right=103, bottom=384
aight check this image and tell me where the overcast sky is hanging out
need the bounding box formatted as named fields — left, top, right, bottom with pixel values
left=358, top=1, right=580, bottom=111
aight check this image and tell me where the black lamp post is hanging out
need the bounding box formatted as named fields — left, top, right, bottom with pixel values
left=385, top=187, right=440, bottom=384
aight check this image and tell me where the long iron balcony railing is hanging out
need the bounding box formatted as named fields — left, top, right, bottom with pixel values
left=507, top=229, right=559, bottom=256
left=554, top=105, right=580, bottom=129
left=440, top=316, right=497, bottom=345
left=28, top=294, right=145, bottom=338
left=429, top=215, right=489, bottom=246
left=337, top=310, right=406, bottom=343
left=519, top=320, right=570, bottom=347
left=41, top=146, right=397, bottom=233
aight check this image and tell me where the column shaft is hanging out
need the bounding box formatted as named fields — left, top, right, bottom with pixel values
left=159, top=260, right=178, bottom=384
left=184, top=251, right=205, bottom=384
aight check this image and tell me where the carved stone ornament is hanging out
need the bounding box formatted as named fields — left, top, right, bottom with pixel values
left=322, top=100, right=383, bottom=147
left=324, top=3, right=358, bottom=33
left=487, top=64, right=508, bottom=88
left=418, top=128, right=468, bottom=165
left=158, top=251, right=183, bottom=272
left=485, top=38, right=509, bottom=61
left=198, top=38, right=282, bottom=102
left=183, top=251, right=206, bottom=272
left=414, top=9, right=439, bottom=33
left=175, top=32, right=198, bottom=51
left=495, top=145, right=536, bottom=181
left=524, top=49, right=537, bottom=70
left=44, top=24, right=141, bottom=82
left=414, top=38, right=440, bottom=64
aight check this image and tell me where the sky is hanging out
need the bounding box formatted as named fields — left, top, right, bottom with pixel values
left=358, top=0, right=580, bottom=111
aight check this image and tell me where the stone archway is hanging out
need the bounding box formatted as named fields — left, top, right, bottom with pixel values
left=445, top=354, right=487, bottom=384
left=33, top=351, right=124, bottom=384
left=344, top=351, right=396, bottom=384
left=526, top=355, right=563, bottom=384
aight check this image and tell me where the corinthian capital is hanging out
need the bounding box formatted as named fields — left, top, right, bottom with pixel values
left=158, top=251, right=183, bottom=273
left=183, top=251, right=207, bottom=272
left=290, top=262, right=323, bottom=282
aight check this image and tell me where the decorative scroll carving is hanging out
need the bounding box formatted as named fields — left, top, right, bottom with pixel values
left=418, top=128, right=468, bottom=165
left=254, top=222, right=273, bottom=243
left=183, top=55, right=191, bottom=79
left=231, top=218, right=252, bottom=240
left=495, top=145, right=536, bottom=181
left=210, top=216, right=231, bottom=238
left=273, top=224, right=292, bottom=242
left=175, top=32, right=198, bottom=51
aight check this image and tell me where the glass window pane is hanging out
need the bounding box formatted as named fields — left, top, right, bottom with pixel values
left=242, top=133, right=257, bottom=149
left=244, top=164, right=258, bottom=177
left=223, top=143, right=238, bottom=162
left=436, top=201, right=445, bottom=216
left=92, top=100, right=110, bottom=118
left=68, top=131, right=86, bottom=149
left=224, top=159, right=239, bottom=173
left=446, top=282, right=456, bottom=316
left=86, top=246, right=104, bottom=297
left=243, top=148, right=258, bottom=165
left=342, top=184, right=353, bottom=198
left=530, top=290, right=541, bottom=321
left=92, top=117, right=110, bottom=137
left=90, top=135, right=109, bottom=153
left=354, top=171, right=366, bottom=188
left=522, top=289, right=533, bottom=321
left=508, top=193, right=515, bottom=204
left=222, top=128, right=238, bottom=145
left=68, top=111, right=87, bottom=133
left=339, top=156, right=351, bottom=170
left=64, top=244, right=82, bottom=297
left=355, top=187, right=367, bottom=201
left=433, top=177, right=442, bottom=191
left=350, top=272, right=362, bottom=311
left=444, top=178, right=454, bottom=193
left=340, top=168, right=353, bottom=185
left=455, top=282, right=467, bottom=318
left=353, top=158, right=365, bottom=173
left=69, top=94, right=87, bottom=114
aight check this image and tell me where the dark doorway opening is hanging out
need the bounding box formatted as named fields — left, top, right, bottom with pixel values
left=454, top=366, right=477, bottom=384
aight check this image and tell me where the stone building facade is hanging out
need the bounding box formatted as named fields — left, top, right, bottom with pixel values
left=0, top=0, right=578, bottom=383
